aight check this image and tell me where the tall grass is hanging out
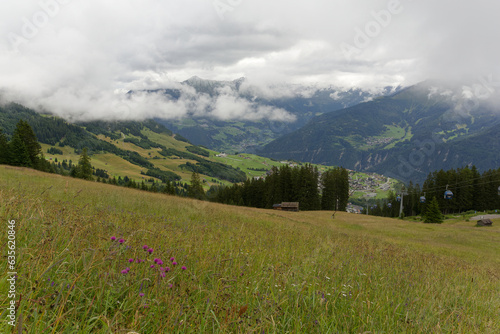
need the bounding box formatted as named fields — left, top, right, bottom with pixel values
left=0, top=166, right=499, bottom=333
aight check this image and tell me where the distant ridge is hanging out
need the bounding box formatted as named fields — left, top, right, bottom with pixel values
left=258, top=81, right=500, bottom=182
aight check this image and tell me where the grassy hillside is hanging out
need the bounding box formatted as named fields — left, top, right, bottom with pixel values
left=2, top=102, right=398, bottom=197
left=1, top=167, right=498, bottom=333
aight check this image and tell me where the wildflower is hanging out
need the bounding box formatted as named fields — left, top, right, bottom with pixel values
left=148, top=248, right=153, bottom=254
left=170, top=257, right=175, bottom=262
left=172, top=261, right=177, bottom=266
left=157, top=260, right=163, bottom=265
left=118, top=238, right=125, bottom=244
left=143, top=245, right=149, bottom=250
left=128, top=259, right=134, bottom=263
left=150, top=265, right=155, bottom=268
left=168, top=284, right=173, bottom=288
left=181, top=266, right=187, bottom=270
left=165, top=267, right=170, bottom=272
left=121, top=269, right=129, bottom=274
left=160, top=272, right=166, bottom=278
left=136, top=259, right=142, bottom=263
left=139, top=293, right=145, bottom=297
left=111, top=236, right=116, bottom=241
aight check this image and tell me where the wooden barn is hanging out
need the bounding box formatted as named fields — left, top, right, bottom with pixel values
left=280, top=202, right=299, bottom=212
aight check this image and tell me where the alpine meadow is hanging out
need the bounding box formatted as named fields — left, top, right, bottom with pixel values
left=1, top=166, right=499, bottom=333
left=3, top=0, right=500, bottom=333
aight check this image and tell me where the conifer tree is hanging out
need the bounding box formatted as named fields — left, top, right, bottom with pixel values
left=423, top=196, right=443, bottom=224
left=321, top=170, right=336, bottom=210
left=14, top=120, right=41, bottom=166
left=0, top=129, right=9, bottom=164
left=188, top=172, right=205, bottom=200
left=8, top=132, right=32, bottom=167
left=77, top=148, right=93, bottom=180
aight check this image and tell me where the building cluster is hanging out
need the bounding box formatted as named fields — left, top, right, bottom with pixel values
left=365, top=137, right=394, bottom=146
left=349, top=173, right=391, bottom=192
left=346, top=204, right=363, bottom=214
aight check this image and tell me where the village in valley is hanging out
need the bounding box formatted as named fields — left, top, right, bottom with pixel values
left=213, top=152, right=399, bottom=214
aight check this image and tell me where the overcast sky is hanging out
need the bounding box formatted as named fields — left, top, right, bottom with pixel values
left=1, top=0, right=499, bottom=121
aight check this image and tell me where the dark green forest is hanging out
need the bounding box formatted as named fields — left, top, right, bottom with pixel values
left=366, top=166, right=500, bottom=218
left=207, top=164, right=349, bottom=211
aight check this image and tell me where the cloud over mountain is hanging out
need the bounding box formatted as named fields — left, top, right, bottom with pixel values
left=1, top=0, right=499, bottom=121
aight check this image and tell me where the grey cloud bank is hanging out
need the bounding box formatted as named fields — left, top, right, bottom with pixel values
left=1, top=0, right=499, bottom=121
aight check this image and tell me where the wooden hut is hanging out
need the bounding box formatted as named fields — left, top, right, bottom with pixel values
left=280, top=202, right=299, bottom=212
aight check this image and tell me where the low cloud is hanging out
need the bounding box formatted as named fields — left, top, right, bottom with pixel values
left=1, top=0, right=500, bottom=121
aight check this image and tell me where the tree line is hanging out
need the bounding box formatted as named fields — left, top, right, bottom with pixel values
left=367, top=166, right=500, bottom=219
left=206, top=164, right=349, bottom=211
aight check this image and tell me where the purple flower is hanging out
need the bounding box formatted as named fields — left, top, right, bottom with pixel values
left=172, top=261, right=177, bottom=266
left=160, top=267, right=165, bottom=271
left=160, top=272, right=166, bottom=278
left=139, top=293, right=145, bottom=297
left=157, top=260, right=164, bottom=265
left=150, top=265, right=155, bottom=268
left=168, top=284, right=173, bottom=288
left=170, top=257, right=175, bottom=262
left=118, top=238, right=125, bottom=244
left=111, top=236, right=116, bottom=241
left=128, top=258, right=134, bottom=263
left=181, top=266, right=187, bottom=271
left=143, top=245, right=149, bottom=250
left=121, top=269, right=128, bottom=274
left=148, top=248, right=154, bottom=254
left=165, top=267, right=170, bottom=272
left=136, top=259, right=142, bottom=263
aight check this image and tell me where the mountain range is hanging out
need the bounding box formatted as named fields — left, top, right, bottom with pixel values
left=3, top=77, right=499, bottom=185
left=258, top=81, right=500, bottom=183
left=138, top=77, right=400, bottom=153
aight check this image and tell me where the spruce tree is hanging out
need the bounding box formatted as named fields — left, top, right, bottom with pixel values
left=14, top=120, right=41, bottom=166
left=8, top=132, right=32, bottom=167
left=188, top=172, right=205, bottom=200
left=423, top=196, right=443, bottom=224
left=77, top=148, right=93, bottom=180
left=0, top=129, right=9, bottom=164
left=321, top=170, right=336, bottom=210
